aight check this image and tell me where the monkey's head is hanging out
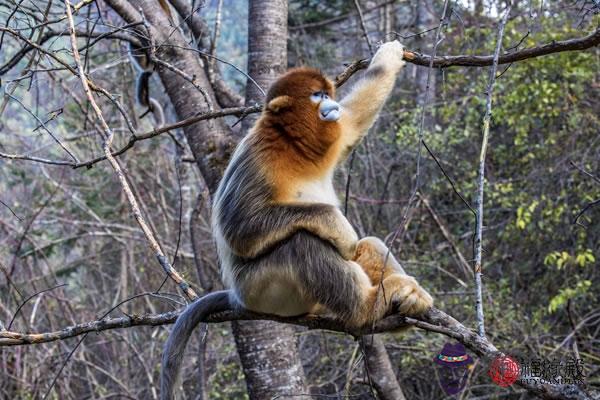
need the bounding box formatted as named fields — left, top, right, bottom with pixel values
left=262, top=68, right=341, bottom=140
left=255, top=68, right=345, bottom=168
left=265, top=67, right=340, bottom=121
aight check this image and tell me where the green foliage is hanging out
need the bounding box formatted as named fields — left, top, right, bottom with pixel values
left=544, top=249, right=596, bottom=269
left=548, top=280, right=592, bottom=314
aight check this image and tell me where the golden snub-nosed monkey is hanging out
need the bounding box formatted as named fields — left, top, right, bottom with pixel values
left=160, top=40, right=433, bottom=400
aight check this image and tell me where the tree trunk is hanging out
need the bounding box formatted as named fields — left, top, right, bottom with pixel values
left=241, top=0, right=288, bottom=129
left=120, top=0, right=236, bottom=192
left=415, top=0, right=436, bottom=128
left=360, top=336, right=407, bottom=400
left=232, top=1, right=309, bottom=399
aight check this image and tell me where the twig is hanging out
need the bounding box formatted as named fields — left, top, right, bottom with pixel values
left=139, top=13, right=214, bottom=112
left=421, top=139, right=476, bottom=215
left=209, top=0, right=223, bottom=67
left=169, top=45, right=266, bottom=96
left=5, top=93, right=79, bottom=162
left=386, top=0, right=450, bottom=250
left=573, top=198, right=600, bottom=227
left=344, top=150, right=356, bottom=216
left=473, top=3, right=512, bottom=339
left=0, top=105, right=263, bottom=168
left=290, top=0, right=397, bottom=31
left=0, top=27, right=142, bottom=76
left=420, top=194, right=473, bottom=279
left=64, top=0, right=198, bottom=302
left=0, top=152, right=74, bottom=166
left=7, top=284, right=67, bottom=330
left=353, top=0, right=374, bottom=56
left=0, top=199, right=22, bottom=221
left=569, top=159, right=600, bottom=185
left=71, top=104, right=262, bottom=169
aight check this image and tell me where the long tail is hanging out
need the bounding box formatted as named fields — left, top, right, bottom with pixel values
left=160, top=290, right=232, bottom=400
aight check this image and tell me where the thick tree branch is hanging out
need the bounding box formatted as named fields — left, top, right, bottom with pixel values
left=0, top=305, right=591, bottom=399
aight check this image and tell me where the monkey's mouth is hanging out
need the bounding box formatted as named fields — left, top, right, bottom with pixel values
left=320, top=109, right=341, bottom=122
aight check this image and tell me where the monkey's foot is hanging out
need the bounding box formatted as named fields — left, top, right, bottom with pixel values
left=385, top=274, right=433, bottom=316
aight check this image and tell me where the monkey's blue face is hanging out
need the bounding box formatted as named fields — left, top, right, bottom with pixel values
left=310, top=91, right=341, bottom=122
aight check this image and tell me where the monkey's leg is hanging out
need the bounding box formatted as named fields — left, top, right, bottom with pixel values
left=237, top=232, right=431, bottom=328
left=352, top=236, right=433, bottom=321
left=353, top=236, right=405, bottom=284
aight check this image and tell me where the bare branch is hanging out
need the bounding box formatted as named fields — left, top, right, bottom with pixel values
left=352, top=0, right=374, bottom=56
left=0, top=105, right=262, bottom=168
left=473, top=3, right=512, bottom=338
left=0, top=199, right=22, bottom=221
left=290, top=0, right=397, bottom=31
left=64, top=0, right=198, bottom=302
left=0, top=305, right=591, bottom=399
left=334, top=27, right=600, bottom=87
left=420, top=194, right=473, bottom=280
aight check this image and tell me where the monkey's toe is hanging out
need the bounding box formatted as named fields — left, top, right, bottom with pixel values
left=389, top=275, right=433, bottom=316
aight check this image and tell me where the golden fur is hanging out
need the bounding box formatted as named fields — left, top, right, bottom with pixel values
left=213, top=41, right=433, bottom=325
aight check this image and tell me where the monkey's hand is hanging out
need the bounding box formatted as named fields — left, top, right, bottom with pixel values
left=370, top=40, right=406, bottom=73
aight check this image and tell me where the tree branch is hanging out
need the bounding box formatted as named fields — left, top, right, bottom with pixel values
left=0, top=105, right=262, bottom=168
left=65, top=0, right=198, bottom=301
left=334, top=27, right=600, bottom=87
left=473, top=2, right=512, bottom=339
left=0, top=305, right=591, bottom=399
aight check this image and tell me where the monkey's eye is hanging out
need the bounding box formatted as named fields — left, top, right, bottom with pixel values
left=310, top=91, right=329, bottom=103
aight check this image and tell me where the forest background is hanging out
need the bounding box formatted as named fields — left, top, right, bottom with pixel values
left=0, top=0, right=599, bottom=399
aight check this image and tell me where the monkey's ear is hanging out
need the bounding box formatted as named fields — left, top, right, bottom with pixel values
left=266, top=95, right=292, bottom=113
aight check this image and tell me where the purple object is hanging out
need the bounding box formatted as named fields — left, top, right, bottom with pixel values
left=434, top=342, right=474, bottom=395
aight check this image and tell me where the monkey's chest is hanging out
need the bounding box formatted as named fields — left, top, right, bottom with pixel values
left=293, top=177, right=339, bottom=206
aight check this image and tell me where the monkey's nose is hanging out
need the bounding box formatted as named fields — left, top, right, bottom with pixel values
left=319, top=99, right=341, bottom=121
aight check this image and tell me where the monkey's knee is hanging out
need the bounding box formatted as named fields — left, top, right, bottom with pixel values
left=353, top=236, right=405, bottom=284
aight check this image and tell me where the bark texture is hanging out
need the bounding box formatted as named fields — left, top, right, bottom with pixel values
left=232, top=1, right=309, bottom=399
left=241, top=0, right=288, bottom=130
left=415, top=0, right=436, bottom=128
left=361, top=335, right=407, bottom=400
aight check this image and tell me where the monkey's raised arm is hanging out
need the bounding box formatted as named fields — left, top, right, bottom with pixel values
left=217, top=203, right=358, bottom=260
left=338, top=41, right=406, bottom=151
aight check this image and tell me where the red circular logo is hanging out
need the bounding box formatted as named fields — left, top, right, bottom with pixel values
left=488, top=355, right=520, bottom=387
